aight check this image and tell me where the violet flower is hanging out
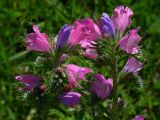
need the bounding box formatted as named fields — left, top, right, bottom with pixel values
left=98, top=13, right=115, bottom=38
left=123, top=57, right=143, bottom=73
left=68, top=18, right=101, bottom=47
left=133, top=115, right=144, bottom=120
left=65, top=64, right=92, bottom=88
left=27, top=25, right=50, bottom=52
left=59, top=91, right=81, bottom=107
left=15, top=74, right=41, bottom=92
left=56, top=24, right=71, bottom=49
left=112, top=6, right=133, bottom=34
left=118, top=28, right=141, bottom=54
left=90, top=74, right=113, bottom=99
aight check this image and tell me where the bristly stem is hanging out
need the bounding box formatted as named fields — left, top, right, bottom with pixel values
left=111, top=34, right=120, bottom=120
left=112, top=57, right=119, bottom=120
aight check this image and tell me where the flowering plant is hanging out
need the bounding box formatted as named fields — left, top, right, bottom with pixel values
left=15, top=6, right=145, bottom=120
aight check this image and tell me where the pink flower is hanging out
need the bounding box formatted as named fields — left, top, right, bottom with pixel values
left=80, top=40, right=97, bottom=59
left=112, top=6, right=133, bottom=34
left=59, top=91, right=81, bottom=107
left=118, top=28, right=141, bottom=54
left=65, top=64, right=92, bottom=88
left=123, top=57, right=143, bottom=73
left=27, top=25, right=50, bottom=52
left=15, top=74, right=41, bottom=91
left=133, top=115, right=144, bottom=120
left=68, top=18, right=101, bottom=47
left=80, top=40, right=96, bottom=49
left=90, top=74, right=113, bottom=99
left=82, top=48, right=97, bottom=59
left=59, top=53, right=68, bottom=63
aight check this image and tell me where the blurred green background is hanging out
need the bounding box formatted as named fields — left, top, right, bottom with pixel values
left=0, top=0, right=160, bottom=119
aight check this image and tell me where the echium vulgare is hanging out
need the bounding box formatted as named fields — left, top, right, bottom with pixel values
left=15, top=5, right=145, bottom=120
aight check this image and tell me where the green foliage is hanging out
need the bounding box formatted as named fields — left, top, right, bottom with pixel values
left=0, top=0, right=160, bottom=119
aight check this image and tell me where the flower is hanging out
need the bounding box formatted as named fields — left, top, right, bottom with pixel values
left=90, top=74, right=113, bottom=99
left=80, top=40, right=97, bottom=59
left=15, top=74, right=41, bottom=91
left=82, top=48, right=98, bottom=59
left=59, top=92, right=81, bottom=107
left=27, top=25, right=50, bottom=52
left=118, top=28, right=141, bottom=54
left=68, top=18, right=101, bottom=47
left=133, top=115, right=144, bottom=120
left=59, top=53, right=68, bottom=63
left=123, top=57, right=143, bottom=73
left=112, top=6, right=133, bottom=34
left=98, top=13, right=115, bottom=38
left=56, top=24, right=71, bottom=49
left=65, top=64, right=92, bottom=88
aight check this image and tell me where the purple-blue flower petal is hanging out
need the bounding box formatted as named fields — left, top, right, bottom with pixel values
left=15, top=74, right=41, bottom=91
left=59, top=92, right=81, bottom=107
left=98, top=13, right=115, bottom=38
left=56, top=24, right=71, bottom=49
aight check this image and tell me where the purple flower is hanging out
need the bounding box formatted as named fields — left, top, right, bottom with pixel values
left=118, top=28, right=141, bottom=54
left=68, top=18, right=101, bottom=47
left=123, top=57, right=143, bottom=73
left=133, top=115, right=144, bottom=120
left=56, top=24, right=71, bottom=49
left=90, top=74, right=113, bottom=99
left=59, top=92, right=81, bottom=107
left=27, top=25, right=50, bottom=52
left=65, top=64, right=92, bottom=88
left=112, top=6, right=133, bottom=34
left=98, top=13, right=115, bottom=38
left=15, top=75, right=41, bottom=91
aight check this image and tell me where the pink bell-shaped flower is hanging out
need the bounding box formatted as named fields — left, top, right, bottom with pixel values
left=27, top=25, right=50, bottom=52
left=68, top=18, right=101, bottom=47
left=118, top=28, right=141, bottom=54
left=65, top=64, right=92, bottom=88
left=90, top=74, right=113, bottom=99
left=112, top=6, right=133, bottom=34
left=123, top=57, right=143, bottom=73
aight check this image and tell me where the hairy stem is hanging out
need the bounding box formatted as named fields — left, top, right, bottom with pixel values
left=111, top=36, right=120, bottom=120
left=112, top=57, right=119, bottom=120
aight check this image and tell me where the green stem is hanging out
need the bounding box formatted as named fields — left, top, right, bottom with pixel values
left=111, top=34, right=120, bottom=120
left=112, top=57, right=119, bottom=120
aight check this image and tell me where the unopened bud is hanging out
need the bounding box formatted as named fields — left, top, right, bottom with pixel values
left=65, top=84, right=74, bottom=92
left=55, top=67, right=63, bottom=75
left=39, top=84, right=45, bottom=92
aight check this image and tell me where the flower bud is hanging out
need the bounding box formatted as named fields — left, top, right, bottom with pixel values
left=56, top=24, right=71, bottom=49
left=98, top=13, right=115, bottom=38
left=65, top=84, right=74, bottom=92
left=55, top=67, right=63, bottom=75
left=39, top=84, right=46, bottom=92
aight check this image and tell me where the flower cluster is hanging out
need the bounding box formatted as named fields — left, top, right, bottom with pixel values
left=15, top=5, right=144, bottom=119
